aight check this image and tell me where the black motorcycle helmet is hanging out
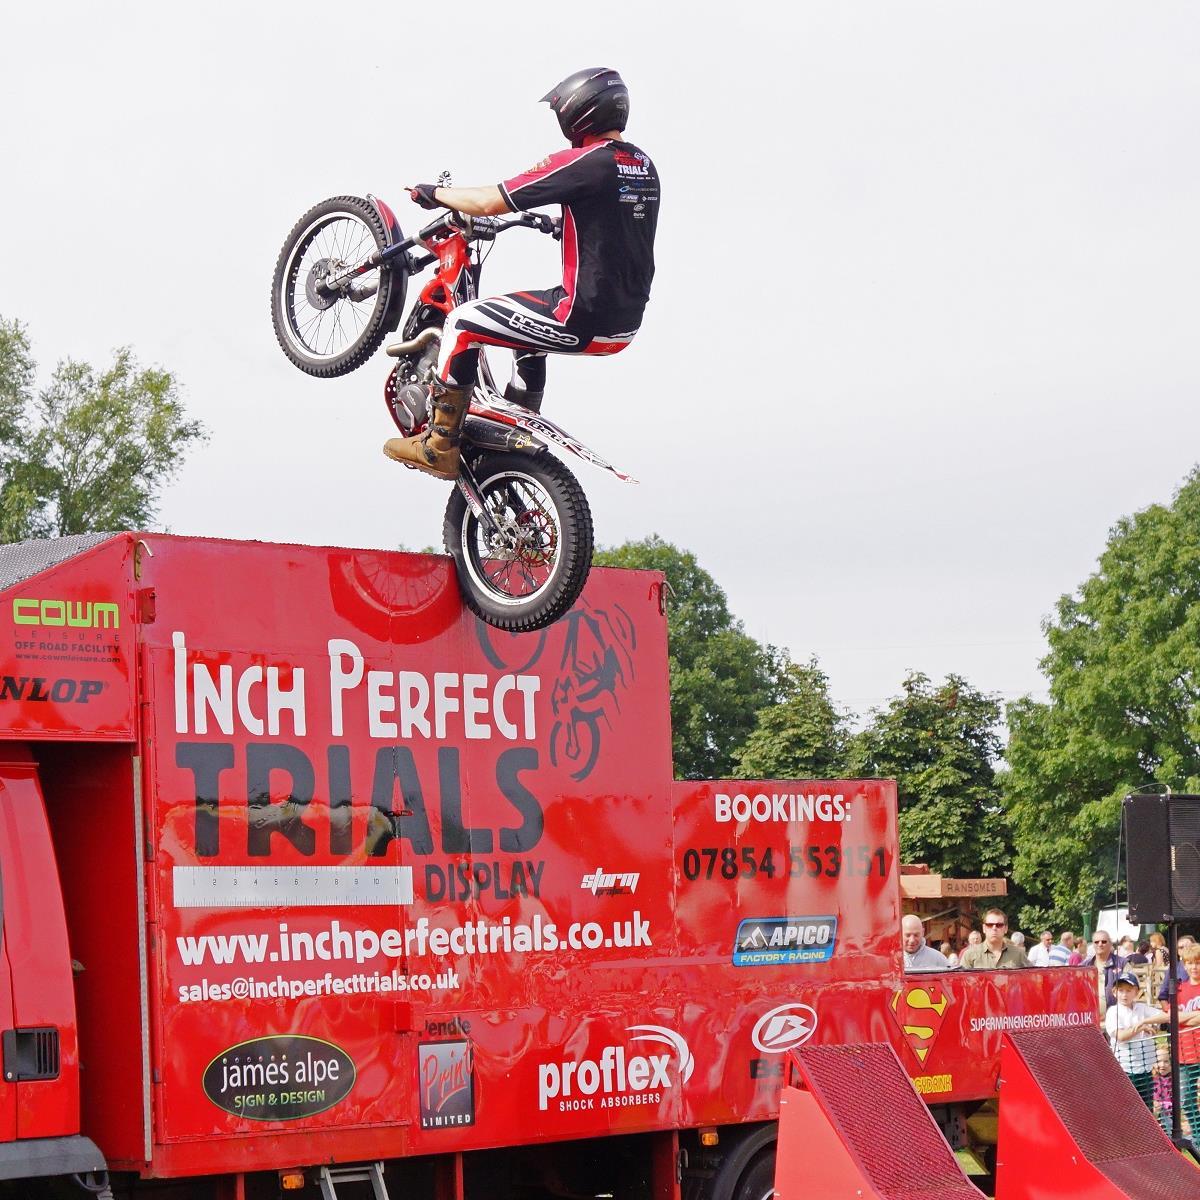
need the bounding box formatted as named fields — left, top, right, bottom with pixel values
left=541, top=67, right=629, bottom=147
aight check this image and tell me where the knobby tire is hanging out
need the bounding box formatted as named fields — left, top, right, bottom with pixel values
left=444, top=451, right=594, bottom=633
left=271, top=195, right=395, bottom=378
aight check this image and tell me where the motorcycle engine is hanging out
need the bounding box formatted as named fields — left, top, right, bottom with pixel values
left=384, top=347, right=437, bottom=435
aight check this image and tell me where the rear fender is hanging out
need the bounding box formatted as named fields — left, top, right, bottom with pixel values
left=367, top=193, right=409, bottom=334
left=463, top=398, right=638, bottom=482
left=488, top=401, right=638, bottom=483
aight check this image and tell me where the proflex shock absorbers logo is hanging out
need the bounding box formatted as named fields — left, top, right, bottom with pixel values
left=538, top=1025, right=694, bottom=1112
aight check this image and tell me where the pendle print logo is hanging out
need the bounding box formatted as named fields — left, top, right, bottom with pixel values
left=419, top=1039, right=475, bottom=1128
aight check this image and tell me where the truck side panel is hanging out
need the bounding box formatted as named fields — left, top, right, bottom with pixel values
left=138, top=540, right=676, bottom=1172
left=0, top=746, right=79, bottom=1139
left=672, top=779, right=1099, bottom=1105
left=0, top=534, right=1104, bottom=1185
left=0, top=536, right=136, bottom=742
left=37, top=744, right=148, bottom=1166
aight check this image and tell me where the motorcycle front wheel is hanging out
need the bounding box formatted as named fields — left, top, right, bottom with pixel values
left=271, top=195, right=401, bottom=377
left=444, top=451, right=594, bottom=633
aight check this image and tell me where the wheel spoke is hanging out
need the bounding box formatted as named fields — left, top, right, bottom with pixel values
left=464, top=469, right=566, bottom=602
left=281, top=210, right=386, bottom=361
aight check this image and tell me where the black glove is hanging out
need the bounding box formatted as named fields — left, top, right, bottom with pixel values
left=409, top=183, right=444, bottom=210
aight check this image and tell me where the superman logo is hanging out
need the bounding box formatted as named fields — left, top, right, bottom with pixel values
left=890, top=982, right=951, bottom=1064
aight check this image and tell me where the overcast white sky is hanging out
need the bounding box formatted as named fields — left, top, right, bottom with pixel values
left=3, top=2, right=1197, bottom=718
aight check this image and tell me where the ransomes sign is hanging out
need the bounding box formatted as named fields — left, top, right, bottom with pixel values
left=12, top=598, right=120, bottom=628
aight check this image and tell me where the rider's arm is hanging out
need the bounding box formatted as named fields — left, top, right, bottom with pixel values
left=434, top=186, right=507, bottom=216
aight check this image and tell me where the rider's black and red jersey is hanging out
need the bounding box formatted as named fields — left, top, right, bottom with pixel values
left=498, top=139, right=659, bottom=335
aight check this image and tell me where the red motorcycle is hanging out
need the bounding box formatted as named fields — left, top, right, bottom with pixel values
left=270, top=188, right=634, bottom=632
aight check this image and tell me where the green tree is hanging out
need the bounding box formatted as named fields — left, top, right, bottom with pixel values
left=734, top=659, right=850, bottom=778
left=1005, top=466, right=1200, bottom=928
left=593, top=535, right=787, bottom=778
left=0, top=317, right=205, bottom=540
left=848, top=672, right=1010, bottom=878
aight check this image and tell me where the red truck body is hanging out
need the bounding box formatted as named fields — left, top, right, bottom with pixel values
left=0, top=533, right=1099, bottom=1193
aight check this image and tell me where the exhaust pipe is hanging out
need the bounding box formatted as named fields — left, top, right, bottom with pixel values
left=386, top=327, right=440, bottom=358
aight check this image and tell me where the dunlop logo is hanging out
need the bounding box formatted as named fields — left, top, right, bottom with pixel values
left=12, top=598, right=120, bottom=629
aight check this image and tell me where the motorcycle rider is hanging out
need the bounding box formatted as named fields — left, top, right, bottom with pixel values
left=384, top=67, right=660, bottom=481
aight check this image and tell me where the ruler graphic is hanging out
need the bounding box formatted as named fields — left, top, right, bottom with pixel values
left=172, top=865, right=413, bottom=908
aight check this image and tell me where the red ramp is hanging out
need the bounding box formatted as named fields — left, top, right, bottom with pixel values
left=995, top=1026, right=1200, bottom=1200
left=776, top=1042, right=985, bottom=1200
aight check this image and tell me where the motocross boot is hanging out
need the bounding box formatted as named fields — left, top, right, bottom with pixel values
left=504, top=382, right=544, bottom=414
left=383, top=380, right=471, bottom=480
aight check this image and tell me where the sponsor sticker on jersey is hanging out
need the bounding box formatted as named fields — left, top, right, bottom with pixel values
left=733, top=916, right=838, bottom=966
left=613, top=149, right=651, bottom=178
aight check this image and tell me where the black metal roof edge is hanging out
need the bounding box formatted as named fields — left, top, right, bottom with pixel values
left=0, top=533, right=128, bottom=592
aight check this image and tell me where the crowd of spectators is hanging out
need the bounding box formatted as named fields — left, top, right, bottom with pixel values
left=900, top=909, right=1200, bottom=1134
left=902, top=910, right=1177, bottom=983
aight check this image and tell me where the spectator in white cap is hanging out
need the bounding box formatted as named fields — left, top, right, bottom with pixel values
left=1107, top=969, right=1169, bottom=1113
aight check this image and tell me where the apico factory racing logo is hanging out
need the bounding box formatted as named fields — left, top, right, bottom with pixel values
left=733, top=916, right=838, bottom=966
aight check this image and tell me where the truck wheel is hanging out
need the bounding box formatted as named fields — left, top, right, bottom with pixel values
left=733, top=1150, right=776, bottom=1200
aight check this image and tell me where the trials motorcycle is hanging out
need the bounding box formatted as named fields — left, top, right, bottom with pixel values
left=270, top=186, right=634, bottom=632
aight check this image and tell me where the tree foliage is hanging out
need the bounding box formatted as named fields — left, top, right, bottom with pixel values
left=1005, top=467, right=1200, bottom=927
left=0, top=317, right=205, bottom=540
left=593, top=535, right=787, bottom=778
left=734, top=659, right=850, bottom=779
left=849, top=672, right=1010, bottom=878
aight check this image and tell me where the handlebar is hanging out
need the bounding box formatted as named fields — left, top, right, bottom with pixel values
left=466, top=211, right=560, bottom=240
left=377, top=207, right=560, bottom=277
left=401, top=209, right=559, bottom=252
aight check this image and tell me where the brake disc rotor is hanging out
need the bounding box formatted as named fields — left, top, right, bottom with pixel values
left=304, top=258, right=340, bottom=311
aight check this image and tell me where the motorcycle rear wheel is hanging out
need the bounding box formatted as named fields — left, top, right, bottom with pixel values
left=271, top=195, right=398, bottom=377
left=444, top=451, right=594, bottom=633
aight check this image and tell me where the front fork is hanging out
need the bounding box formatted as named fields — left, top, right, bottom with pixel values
left=456, top=459, right=500, bottom=539
left=457, top=458, right=536, bottom=547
